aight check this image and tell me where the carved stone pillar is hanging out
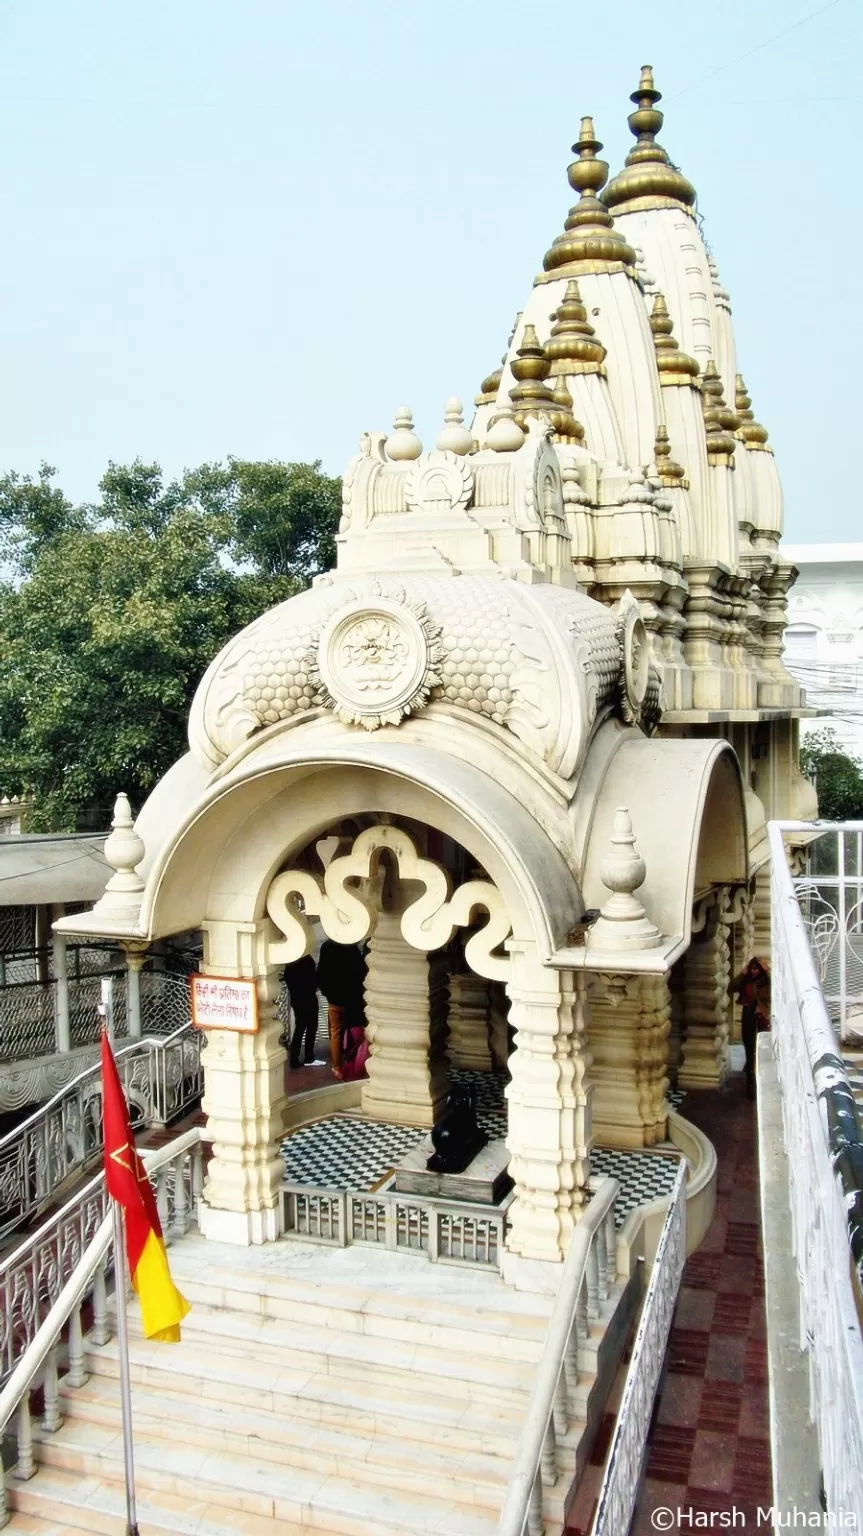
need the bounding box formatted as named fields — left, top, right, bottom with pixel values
left=447, top=965, right=493, bottom=1072
left=752, top=866, right=771, bottom=963
left=678, top=900, right=731, bottom=1090
left=730, top=886, right=756, bottom=1043
left=504, top=948, right=593, bottom=1268
left=667, top=957, right=685, bottom=1087
left=198, top=919, right=287, bottom=1246
left=362, top=911, right=449, bottom=1128
left=587, top=974, right=670, bottom=1148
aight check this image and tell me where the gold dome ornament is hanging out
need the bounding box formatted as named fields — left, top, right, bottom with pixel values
left=385, top=407, right=423, bottom=462
left=543, top=118, right=637, bottom=275
left=700, top=361, right=739, bottom=460
left=735, top=374, right=770, bottom=450
left=475, top=356, right=505, bottom=407
left=603, top=66, right=697, bottom=215
left=549, top=377, right=585, bottom=443
left=649, top=295, right=699, bottom=381
left=545, top=280, right=606, bottom=374
left=508, top=324, right=556, bottom=427
left=653, top=425, right=685, bottom=486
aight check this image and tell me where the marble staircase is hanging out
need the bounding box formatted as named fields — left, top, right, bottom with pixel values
left=4, top=1233, right=631, bottom=1535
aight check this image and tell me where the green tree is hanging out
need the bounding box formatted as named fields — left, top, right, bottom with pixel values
left=799, top=729, right=863, bottom=821
left=0, top=457, right=340, bottom=830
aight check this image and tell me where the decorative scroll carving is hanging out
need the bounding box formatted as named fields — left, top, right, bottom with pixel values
left=265, top=824, right=512, bottom=980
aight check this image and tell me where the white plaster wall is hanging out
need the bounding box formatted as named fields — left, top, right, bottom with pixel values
left=782, top=547, right=863, bottom=759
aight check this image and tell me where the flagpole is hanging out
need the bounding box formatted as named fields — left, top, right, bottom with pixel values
left=111, top=1199, right=141, bottom=1536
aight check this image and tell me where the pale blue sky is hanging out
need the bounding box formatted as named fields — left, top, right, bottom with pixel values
left=0, top=0, right=859, bottom=540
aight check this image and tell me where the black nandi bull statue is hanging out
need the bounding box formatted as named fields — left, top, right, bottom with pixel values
left=426, top=1082, right=487, bottom=1174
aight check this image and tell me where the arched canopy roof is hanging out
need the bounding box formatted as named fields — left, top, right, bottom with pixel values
left=574, top=723, right=748, bottom=949
left=126, top=739, right=582, bottom=957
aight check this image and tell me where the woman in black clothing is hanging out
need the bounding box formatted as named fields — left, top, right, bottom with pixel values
left=282, top=952, right=320, bottom=1069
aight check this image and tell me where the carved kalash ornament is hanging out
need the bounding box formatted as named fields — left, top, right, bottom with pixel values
left=310, top=583, right=446, bottom=730
left=426, top=1082, right=488, bottom=1175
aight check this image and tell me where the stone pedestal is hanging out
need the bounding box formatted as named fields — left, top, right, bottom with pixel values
left=394, top=1138, right=511, bottom=1204
left=504, top=950, right=593, bottom=1264
left=447, top=969, right=493, bottom=1071
left=588, top=975, right=670, bottom=1149
left=197, top=919, right=288, bottom=1246
left=361, top=911, right=449, bottom=1128
left=678, top=905, right=731, bottom=1090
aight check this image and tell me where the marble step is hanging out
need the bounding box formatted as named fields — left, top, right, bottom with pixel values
left=78, top=1338, right=525, bottom=1451
left=24, top=1428, right=503, bottom=1535
left=109, top=1303, right=538, bottom=1407
left=53, top=1377, right=515, bottom=1508
left=5, top=1464, right=349, bottom=1536
left=175, top=1267, right=549, bottom=1360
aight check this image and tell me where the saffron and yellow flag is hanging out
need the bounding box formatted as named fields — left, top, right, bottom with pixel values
left=101, top=1031, right=190, bottom=1342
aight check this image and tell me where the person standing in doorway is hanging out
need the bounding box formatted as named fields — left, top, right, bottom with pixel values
left=732, top=956, right=771, bottom=1100
left=282, top=952, right=321, bottom=1070
left=316, top=939, right=367, bottom=1080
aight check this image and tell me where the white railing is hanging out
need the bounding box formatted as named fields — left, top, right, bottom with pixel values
left=283, top=1179, right=511, bottom=1269
left=496, top=1177, right=620, bottom=1536
left=0, top=967, right=193, bottom=1069
left=0, top=1023, right=203, bottom=1238
left=590, top=1161, right=687, bottom=1536
left=770, top=820, right=863, bottom=1521
left=0, top=1128, right=203, bottom=1525
left=791, top=822, right=863, bottom=1040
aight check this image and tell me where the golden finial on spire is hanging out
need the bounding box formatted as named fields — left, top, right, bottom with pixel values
left=649, top=294, right=699, bottom=381
left=549, top=376, right=585, bottom=443
left=700, top=361, right=739, bottom=459
left=653, top=424, right=686, bottom=486
left=509, top=325, right=556, bottom=427
left=475, top=356, right=504, bottom=407
left=603, top=66, right=696, bottom=215
left=735, top=373, right=770, bottom=449
left=543, top=118, right=637, bottom=275
left=545, top=279, right=606, bottom=374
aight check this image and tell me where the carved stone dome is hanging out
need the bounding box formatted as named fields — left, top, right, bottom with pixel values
left=188, top=572, right=627, bottom=781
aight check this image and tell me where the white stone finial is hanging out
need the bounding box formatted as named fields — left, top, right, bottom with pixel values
left=588, top=807, right=661, bottom=952
left=99, top=792, right=145, bottom=914
left=385, top=406, right=423, bottom=462
left=486, top=405, right=525, bottom=454
left=435, top=396, right=473, bottom=455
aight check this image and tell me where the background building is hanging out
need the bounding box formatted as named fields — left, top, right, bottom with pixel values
left=782, top=542, right=863, bottom=759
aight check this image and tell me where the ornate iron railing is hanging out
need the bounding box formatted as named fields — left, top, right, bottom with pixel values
left=0, top=967, right=192, bottom=1066
left=496, top=1177, right=620, bottom=1536
left=0, top=1127, right=204, bottom=1523
left=791, top=824, right=863, bottom=1040
left=0, top=1024, right=203, bottom=1239
left=770, top=820, right=863, bottom=1521
left=589, top=1161, right=687, bottom=1536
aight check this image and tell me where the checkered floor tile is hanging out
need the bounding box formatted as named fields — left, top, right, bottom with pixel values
left=591, top=1146, right=683, bottom=1228
left=280, top=1114, right=426, bottom=1191
left=281, top=1066, right=684, bottom=1222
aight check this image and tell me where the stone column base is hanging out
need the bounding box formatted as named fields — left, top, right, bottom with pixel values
left=198, top=1199, right=283, bottom=1247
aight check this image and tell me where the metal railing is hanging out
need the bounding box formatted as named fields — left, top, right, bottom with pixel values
left=496, top=1177, right=620, bottom=1536
left=0, top=1127, right=203, bottom=1523
left=0, top=1024, right=203, bottom=1238
left=0, top=966, right=193, bottom=1066
left=792, top=822, right=863, bottom=1039
left=590, top=1161, right=687, bottom=1536
left=770, top=820, right=863, bottom=1520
